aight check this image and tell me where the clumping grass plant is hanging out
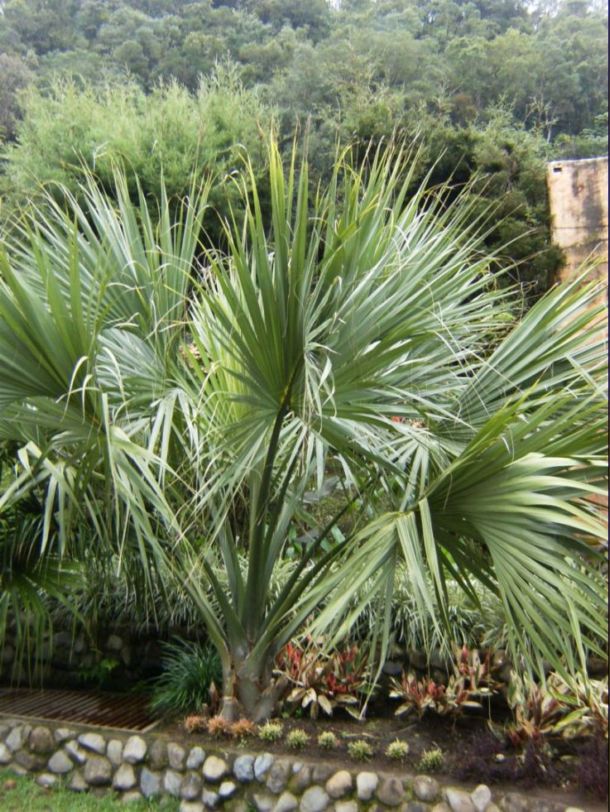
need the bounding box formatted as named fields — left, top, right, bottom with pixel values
left=286, top=728, right=310, bottom=749
left=317, top=731, right=339, bottom=749
left=385, top=739, right=410, bottom=760
left=258, top=721, right=283, bottom=742
left=206, top=716, right=231, bottom=737
left=150, top=639, right=222, bottom=716
left=347, top=740, right=374, bottom=761
left=418, top=747, right=445, bottom=772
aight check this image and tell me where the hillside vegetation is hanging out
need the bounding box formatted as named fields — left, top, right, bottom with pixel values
left=0, top=0, right=607, bottom=297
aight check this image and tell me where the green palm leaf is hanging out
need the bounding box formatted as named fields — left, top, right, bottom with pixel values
left=0, top=141, right=606, bottom=717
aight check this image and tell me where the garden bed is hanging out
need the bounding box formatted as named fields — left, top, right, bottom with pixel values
left=164, top=711, right=607, bottom=807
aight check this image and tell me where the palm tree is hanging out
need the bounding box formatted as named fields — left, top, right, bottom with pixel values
left=0, top=143, right=606, bottom=720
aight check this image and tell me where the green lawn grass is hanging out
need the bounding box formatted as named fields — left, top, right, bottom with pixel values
left=0, top=770, right=179, bottom=811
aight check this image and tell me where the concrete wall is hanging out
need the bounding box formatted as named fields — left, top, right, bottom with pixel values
left=547, top=156, right=608, bottom=524
left=547, top=156, right=608, bottom=310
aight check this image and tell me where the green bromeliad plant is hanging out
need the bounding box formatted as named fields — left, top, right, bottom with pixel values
left=0, top=140, right=606, bottom=720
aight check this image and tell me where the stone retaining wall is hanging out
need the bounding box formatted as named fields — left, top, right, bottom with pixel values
left=1, top=628, right=169, bottom=688
left=0, top=717, right=585, bottom=812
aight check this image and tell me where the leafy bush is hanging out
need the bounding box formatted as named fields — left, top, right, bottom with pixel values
left=376, top=110, right=564, bottom=305
left=77, top=657, right=120, bottom=689
left=553, top=113, right=609, bottom=160
left=2, top=64, right=273, bottom=241
left=150, top=639, right=221, bottom=716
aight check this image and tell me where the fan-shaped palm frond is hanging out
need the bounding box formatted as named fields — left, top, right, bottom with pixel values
left=0, top=141, right=606, bottom=719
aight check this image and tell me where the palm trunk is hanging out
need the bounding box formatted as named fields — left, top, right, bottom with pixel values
left=219, top=650, right=288, bottom=722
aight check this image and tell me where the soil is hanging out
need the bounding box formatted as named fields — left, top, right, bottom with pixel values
left=162, top=707, right=609, bottom=810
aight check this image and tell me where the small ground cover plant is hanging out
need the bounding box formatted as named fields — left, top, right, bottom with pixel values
left=385, top=739, right=410, bottom=760
left=418, top=747, right=445, bottom=772
left=258, top=721, right=283, bottom=742
left=286, top=729, right=310, bottom=749
left=317, top=731, right=339, bottom=749
left=347, top=740, right=374, bottom=761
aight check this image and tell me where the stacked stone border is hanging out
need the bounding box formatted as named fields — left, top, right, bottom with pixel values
left=0, top=716, right=585, bottom=812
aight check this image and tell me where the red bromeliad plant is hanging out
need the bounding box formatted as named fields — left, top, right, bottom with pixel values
left=504, top=672, right=609, bottom=745
left=455, top=645, right=500, bottom=697
left=389, top=672, right=451, bottom=718
left=276, top=639, right=368, bottom=718
left=390, top=646, right=501, bottom=718
left=389, top=671, right=486, bottom=719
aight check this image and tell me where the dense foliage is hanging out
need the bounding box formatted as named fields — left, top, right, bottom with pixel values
left=0, top=0, right=606, bottom=144
left=1, top=65, right=273, bottom=244
left=0, top=0, right=607, bottom=301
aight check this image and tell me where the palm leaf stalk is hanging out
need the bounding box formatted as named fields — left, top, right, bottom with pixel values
left=0, top=142, right=606, bottom=720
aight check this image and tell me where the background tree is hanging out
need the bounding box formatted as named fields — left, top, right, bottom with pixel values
left=0, top=53, right=34, bottom=141
left=0, top=67, right=274, bottom=245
